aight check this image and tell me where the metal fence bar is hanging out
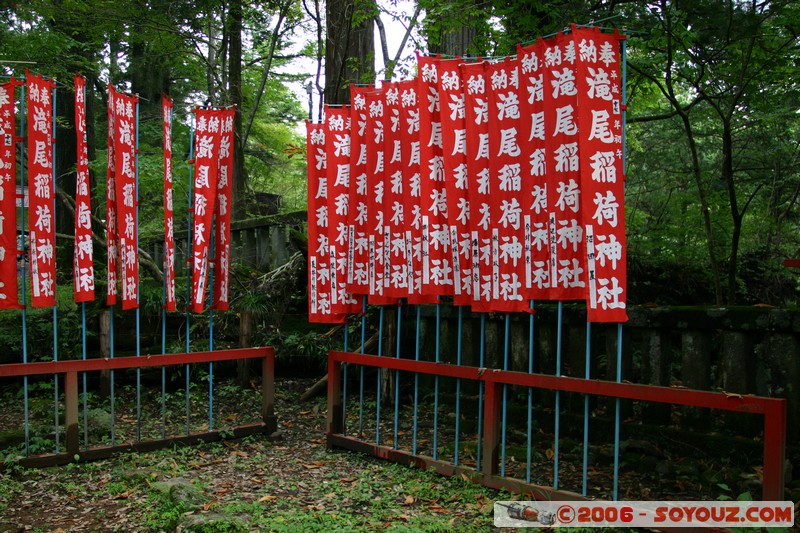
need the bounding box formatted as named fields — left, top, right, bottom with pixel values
left=184, top=117, right=195, bottom=436
left=476, top=313, right=485, bottom=472
left=500, top=313, right=510, bottom=477
left=393, top=304, right=402, bottom=450
left=135, top=99, right=142, bottom=443
left=582, top=321, right=591, bottom=496
left=553, top=301, right=563, bottom=489
left=327, top=350, right=788, bottom=500
left=1, top=348, right=276, bottom=468
left=342, top=319, right=349, bottom=436
left=432, top=303, right=440, bottom=460
left=454, top=306, right=463, bottom=465
left=412, top=305, right=421, bottom=455
left=18, top=81, right=30, bottom=458
left=526, top=301, right=535, bottom=483
left=612, top=323, right=623, bottom=500
left=110, top=309, right=116, bottom=446
left=376, top=306, right=384, bottom=445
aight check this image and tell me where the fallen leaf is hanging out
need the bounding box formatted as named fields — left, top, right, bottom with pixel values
left=428, top=503, right=448, bottom=514
left=403, top=495, right=415, bottom=505
left=545, top=448, right=555, bottom=460
left=203, top=500, right=217, bottom=511
left=258, top=494, right=278, bottom=502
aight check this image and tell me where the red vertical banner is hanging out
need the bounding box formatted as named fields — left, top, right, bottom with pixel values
left=212, top=108, right=235, bottom=311
left=461, top=61, right=493, bottom=312
left=417, top=55, right=452, bottom=296
left=0, top=79, right=21, bottom=308
left=112, top=89, right=139, bottom=310
left=574, top=27, right=627, bottom=322
left=364, top=85, right=394, bottom=305
left=381, top=83, right=411, bottom=301
left=162, top=95, right=176, bottom=311
left=307, top=121, right=345, bottom=323
left=397, top=79, right=436, bottom=305
left=324, top=105, right=361, bottom=313
left=347, top=85, right=371, bottom=297
left=106, top=85, right=119, bottom=306
left=544, top=32, right=587, bottom=301
left=436, top=58, right=474, bottom=306
left=73, top=75, right=94, bottom=303
left=26, top=71, right=57, bottom=308
left=518, top=39, right=553, bottom=301
left=486, top=57, right=529, bottom=313
left=190, top=108, right=221, bottom=313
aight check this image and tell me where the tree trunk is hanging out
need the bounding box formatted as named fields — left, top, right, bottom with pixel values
left=237, top=310, right=253, bottom=386
left=229, top=0, right=248, bottom=220
left=325, top=0, right=376, bottom=105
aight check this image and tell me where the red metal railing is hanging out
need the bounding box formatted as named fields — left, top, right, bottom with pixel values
left=0, top=347, right=276, bottom=467
left=326, top=350, right=787, bottom=501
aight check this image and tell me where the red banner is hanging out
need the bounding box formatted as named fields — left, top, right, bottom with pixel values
left=212, top=108, right=235, bottom=311
left=73, top=75, right=94, bottom=303
left=324, top=105, right=361, bottom=312
left=436, top=58, right=474, bottom=306
left=461, top=61, right=493, bottom=312
left=518, top=39, right=553, bottom=301
left=190, top=108, right=222, bottom=313
left=396, top=79, right=437, bottom=305
left=364, top=86, right=395, bottom=305
left=112, top=89, right=139, bottom=310
left=0, top=79, right=21, bottom=308
left=26, top=71, right=57, bottom=307
left=162, top=95, right=176, bottom=311
left=543, top=32, right=587, bottom=302
left=573, top=26, right=627, bottom=322
left=486, top=57, right=529, bottom=313
left=307, top=120, right=345, bottom=323
left=106, top=86, right=119, bottom=305
left=347, top=85, right=371, bottom=296
left=417, top=55, right=452, bottom=296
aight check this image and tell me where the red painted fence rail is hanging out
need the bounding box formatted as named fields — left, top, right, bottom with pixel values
left=326, top=350, right=787, bottom=501
left=0, top=347, right=276, bottom=467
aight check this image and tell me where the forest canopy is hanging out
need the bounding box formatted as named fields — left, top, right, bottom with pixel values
left=1, top=0, right=799, bottom=306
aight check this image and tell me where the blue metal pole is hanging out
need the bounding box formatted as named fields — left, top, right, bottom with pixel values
left=582, top=321, right=592, bottom=496
left=454, top=305, right=463, bottom=465
left=432, top=302, right=440, bottom=460
left=500, top=313, right=510, bottom=477
left=613, top=323, right=623, bottom=500
left=51, top=86, right=60, bottom=453
left=18, top=81, right=29, bottom=457
left=554, top=301, right=563, bottom=489
left=185, top=114, right=196, bottom=435
left=110, top=309, right=115, bottom=445
left=476, top=313, right=485, bottom=472
left=412, top=305, right=420, bottom=455
left=376, top=306, right=384, bottom=444
left=342, top=318, right=349, bottom=436
left=134, top=98, right=142, bottom=443
left=81, top=304, right=88, bottom=449
left=526, top=300, right=535, bottom=483
left=393, top=304, right=401, bottom=450
left=614, top=38, right=628, bottom=502
left=357, top=297, right=367, bottom=438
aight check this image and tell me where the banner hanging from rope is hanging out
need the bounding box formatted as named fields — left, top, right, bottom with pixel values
left=162, top=95, right=176, bottom=312
left=305, top=25, right=628, bottom=323
left=73, top=74, right=94, bottom=303
left=26, top=70, right=57, bottom=308
left=0, top=78, right=21, bottom=308
left=212, top=107, right=235, bottom=311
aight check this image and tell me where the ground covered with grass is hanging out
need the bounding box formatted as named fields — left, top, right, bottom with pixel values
left=0, top=378, right=516, bottom=532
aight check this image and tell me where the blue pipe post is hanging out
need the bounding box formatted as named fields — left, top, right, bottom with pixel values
left=526, top=300, right=535, bottom=483
left=412, top=305, right=421, bottom=455
left=135, top=98, right=142, bottom=443
left=582, top=322, right=592, bottom=496
left=554, top=301, right=563, bottom=489
left=18, top=81, right=29, bottom=457
left=500, top=313, right=510, bottom=477
left=342, top=317, right=349, bottom=435
left=393, top=303, right=401, bottom=450
left=376, top=306, right=384, bottom=444
left=454, top=305, right=463, bottom=465
left=432, top=302, right=440, bottom=460
left=613, top=37, right=629, bottom=502
left=184, top=115, right=196, bottom=435
left=476, top=313, right=485, bottom=471
left=357, top=297, right=367, bottom=438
